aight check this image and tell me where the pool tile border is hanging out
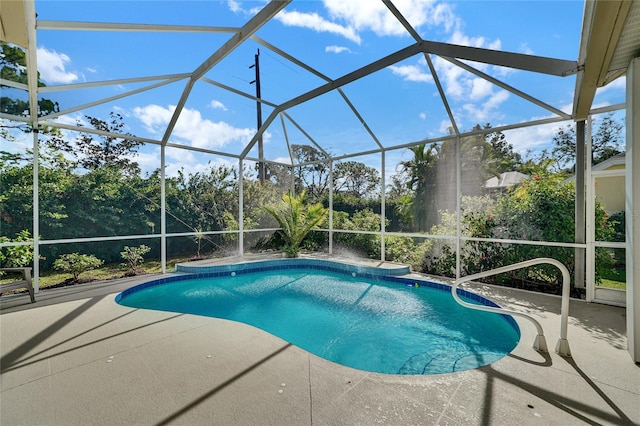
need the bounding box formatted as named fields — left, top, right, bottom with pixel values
left=175, top=258, right=411, bottom=276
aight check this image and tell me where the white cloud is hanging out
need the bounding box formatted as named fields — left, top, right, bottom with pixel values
left=130, top=147, right=161, bottom=175
left=227, top=0, right=242, bottom=14
left=439, top=119, right=452, bottom=133
left=272, top=1, right=458, bottom=45
left=210, top=100, right=228, bottom=111
left=426, top=21, right=509, bottom=127
left=596, top=75, right=626, bottom=94
left=273, top=156, right=292, bottom=165
left=133, top=104, right=256, bottom=149
left=51, top=113, right=85, bottom=127
left=163, top=149, right=236, bottom=177
left=325, top=45, right=352, bottom=54
left=133, top=104, right=171, bottom=134
left=323, top=0, right=458, bottom=37
left=37, top=47, right=78, bottom=84
left=0, top=120, right=30, bottom=154
left=388, top=64, right=432, bottom=83
left=276, top=9, right=361, bottom=44
left=519, top=42, right=534, bottom=55
left=462, top=90, right=509, bottom=123
left=484, top=90, right=509, bottom=110
left=449, top=30, right=502, bottom=51
left=469, top=78, right=493, bottom=100
left=504, top=121, right=562, bottom=154
left=433, top=56, right=466, bottom=97
left=419, top=112, right=427, bottom=120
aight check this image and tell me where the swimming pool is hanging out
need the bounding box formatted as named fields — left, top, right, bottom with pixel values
left=116, top=259, right=520, bottom=375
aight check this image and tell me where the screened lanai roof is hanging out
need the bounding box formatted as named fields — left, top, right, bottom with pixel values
left=1, top=0, right=639, bottom=167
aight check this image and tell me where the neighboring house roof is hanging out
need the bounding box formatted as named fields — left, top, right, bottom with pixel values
left=565, top=152, right=626, bottom=182
left=484, top=171, right=530, bottom=189
left=591, top=152, right=626, bottom=172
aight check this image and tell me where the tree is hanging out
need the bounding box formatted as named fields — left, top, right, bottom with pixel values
left=480, top=124, right=523, bottom=174
left=61, top=166, right=147, bottom=238
left=267, top=162, right=294, bottom=192
left=45, top=112, right=143, bottom=176
left=482, top=173, right=613, bottom=288
left=552, top=113, right=624, bottom=169
left=166, top=164, right=238, bottom=233
left=291, top=144, right=331, bottom=202
left=399, top=143, right=440, bottom=231
left=518, top=149, right=560, bottom=176
left=0, top=42, right=60, bottom=120
left=333, top=161, right=380, bottom=198
left=396, top=124, right=523, bottom=231
left=241, top=177, right=280, bottom=229
left=0, top=149, right=73, bottom=240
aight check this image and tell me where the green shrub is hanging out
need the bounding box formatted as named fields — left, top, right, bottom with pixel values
left=385, top=237, right=433, bottom=271
left=333, top=208, right=383, bottom=258
left=608, top=211, right=625, bottom=243
left=121, top=245, right=151, bottom=275
left=416, top=176, right=617, bottom=291
left=0, top=230, right=36, bottom=268
left=264, top=191, right=328, bottom=257
left=53, top=253, right=104, bottom=281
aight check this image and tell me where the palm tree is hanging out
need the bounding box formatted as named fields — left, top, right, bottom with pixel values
left=400, top=143, right=440, bottom=231
left=265, top=190, right=328, bottom=257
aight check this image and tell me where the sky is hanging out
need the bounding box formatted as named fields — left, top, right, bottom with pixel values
left=2, top=0, right=628, bottom=179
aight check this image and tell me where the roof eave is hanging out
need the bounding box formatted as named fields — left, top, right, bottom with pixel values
left=0, top=0, right=28, bottom=47
left=573, top=0, right=633, bottom=121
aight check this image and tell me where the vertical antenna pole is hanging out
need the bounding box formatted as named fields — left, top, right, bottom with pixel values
left=250, top=49, right=265, bottom=183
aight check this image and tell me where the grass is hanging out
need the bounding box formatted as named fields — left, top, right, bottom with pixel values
left=597, top=279, right=626, bottom=290
left=598, top=265, right=626, bottom=290
left=1, top=257, right=192, bottom=290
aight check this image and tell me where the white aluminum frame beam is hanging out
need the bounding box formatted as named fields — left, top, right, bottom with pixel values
left=253, top=35, right=384, bottom=152
left=383, top=0, right=459, bottom=134
left=0, top=78, right=27, bottom=90
left=201, top=77, right=279, bottom=108
left=39, top=77, right=184, bottom=120
left=39, top=73, right=191, bottom=93
left=23, top=0, right=40, bottom=292
left=252, top=35, right=332, bottom=81
left=37, top=20, right=239, bottom=33
left=336, top=88, right=383, bottom=150
left=281, top=112, right=329, bottom=156
left=421, top=40, right=579, bottom=77
left=441, top=56, right=572, bottom=120
left=161, top=0, right=290, bottom=146
left=240, top=43, right=423, bottom=158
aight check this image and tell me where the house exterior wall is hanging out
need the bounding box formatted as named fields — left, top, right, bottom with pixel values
left=595, top=175, right=626, bottom=214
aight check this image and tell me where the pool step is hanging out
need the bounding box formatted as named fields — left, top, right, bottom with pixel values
left=398, top=351, right=461, bottom=375
left=398, top=349, right=504, bottom=375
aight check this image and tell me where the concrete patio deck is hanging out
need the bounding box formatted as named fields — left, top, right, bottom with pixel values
left=1, top=255, right=639, bottom=425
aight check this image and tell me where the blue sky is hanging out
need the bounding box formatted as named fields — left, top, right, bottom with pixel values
left=5, top=0, right=627, bottom=178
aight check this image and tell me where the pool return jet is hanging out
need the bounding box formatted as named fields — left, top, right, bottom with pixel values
left=451, top=257, right=571, bottom=357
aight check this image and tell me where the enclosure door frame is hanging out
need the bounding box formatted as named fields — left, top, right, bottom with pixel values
left=586, top=169, right=626, bottom=306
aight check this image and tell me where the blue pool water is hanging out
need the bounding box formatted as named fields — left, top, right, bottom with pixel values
left=116, top=262, right=520, bottom=375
